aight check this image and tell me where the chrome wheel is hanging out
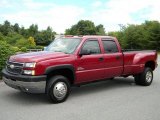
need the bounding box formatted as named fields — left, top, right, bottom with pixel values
left=53, top=82, right=67, bottom=100
left=146, top=71, right=152, bottom=83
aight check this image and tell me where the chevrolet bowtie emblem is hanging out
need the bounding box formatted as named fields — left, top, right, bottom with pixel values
left=10, top=64, right=15, bottom=69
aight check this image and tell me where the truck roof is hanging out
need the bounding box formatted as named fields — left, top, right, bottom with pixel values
left=63, top=35, right=115, bottom=39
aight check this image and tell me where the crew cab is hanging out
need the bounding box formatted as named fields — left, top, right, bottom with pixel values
left=2, top=36, right=158, bottom=103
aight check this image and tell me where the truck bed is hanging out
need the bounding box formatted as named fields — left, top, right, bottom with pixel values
left=122, top=50, right=157, bottom=76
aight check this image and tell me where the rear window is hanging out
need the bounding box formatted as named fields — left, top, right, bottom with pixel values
left=102, top=39, right=119, bottom=53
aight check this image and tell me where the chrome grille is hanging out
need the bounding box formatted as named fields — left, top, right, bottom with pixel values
left=6, top=61, right=23, bottom=74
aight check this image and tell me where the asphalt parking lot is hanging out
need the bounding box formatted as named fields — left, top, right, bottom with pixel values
left=0, top=56, right=159, bottom=120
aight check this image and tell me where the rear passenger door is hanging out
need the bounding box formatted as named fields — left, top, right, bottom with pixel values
left=76, top=39, right=105, bottom=83
left=102, top=39, right=123, bottom=78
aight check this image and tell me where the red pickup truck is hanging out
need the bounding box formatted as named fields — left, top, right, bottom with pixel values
left=2, top=36, right=158, bottom=103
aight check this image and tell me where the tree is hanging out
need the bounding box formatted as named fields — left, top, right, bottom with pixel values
left=0, top=32, right=5, bottom=41
left=65, top=25, right=78, bottom=35
left=13, top=23, right=20, bottom=33
left=28, top=36, right=36, bottom=47
left=5, top=32, right=25, bottom=46
left=65, top=20, right=97, bottom=35
left=46, top=26, right=53, bottom=40
left=20, top=26, right=27, bottom=37
left=123, top=25, right=141, bottom=49
left=96, top=24, right=106, bottom=35
left=65, top=20, right=107, bottom=35
left=34, top=26, right=55, bottom=46
left=0, top=41, right=15, bottom=76
left=35, top=30, right=54, bottom=46
left=108, top=31, right=125, bottom=48
left=0, top=20, right=13, bottom=36
left=15, top=38, right=28, bottom=48
left=143, top=21, right=160, bottom=50
left=77, top=20, right=96, bottom=35
left=28, top=24, right=38, bottom=37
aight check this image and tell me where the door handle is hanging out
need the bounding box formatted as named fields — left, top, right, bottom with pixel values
left=99, top=57, right=104, bottom=61
left=116, top=56, right=120, bottom=60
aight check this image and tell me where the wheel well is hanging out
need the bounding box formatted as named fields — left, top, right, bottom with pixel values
left=145, top=61, right=155, bottom=70
left=46, top=68, right=75, bottom=85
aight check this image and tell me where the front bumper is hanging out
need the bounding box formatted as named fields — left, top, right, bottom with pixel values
left=2, top=69, right=46, bottom=93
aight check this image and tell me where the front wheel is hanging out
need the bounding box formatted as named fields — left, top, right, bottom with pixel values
left=46, top=75, right=70, bottom=103
left=134, top=67, right=153, bottom=86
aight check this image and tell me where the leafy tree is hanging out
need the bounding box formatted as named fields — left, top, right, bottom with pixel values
left=0, top=32, right=5, bottom=41
left=122, top=25, right=141, bottom=49
left=13, top=23, right=20, bottom=33
left=65, top=25, right=78, bottom=35
left=108, top=21, right=160, bottom=50
left=96, top=24, right=106, bottom=35
left=35, top=27, right=55, bottom=46
left=0, top=20, right=56, bottom=46
left=65, top=20, right=106, bottom=35
left=27, top=24, right=38, bottom=37
left=35, top=31, right=52, bottom=46
left=20, top=26, right=28, bottom=37
left=65, top=20, right=97, bottom=35
left=28, top=36, right=36, bottom=47
left=20, top=47, right=27, bottom=52
left=5, top=32, right=25, bottom=45
left=77, top=20, right=96, bottom=35
left=15, top=38, right=28, bottom=48
left=0, top=41, right=15, bottom=76
left=143, top=21, right=160, bottom=50
left=0, top=20, right=13, bottom=36
left=108, top=31, right=125, bottom=48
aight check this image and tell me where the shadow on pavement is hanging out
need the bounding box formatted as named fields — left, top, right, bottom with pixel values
left=70, top=77, right=135, bottom=97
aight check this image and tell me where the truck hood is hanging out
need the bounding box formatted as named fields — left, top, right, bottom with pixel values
left=9, top=51, right=70, bottom=63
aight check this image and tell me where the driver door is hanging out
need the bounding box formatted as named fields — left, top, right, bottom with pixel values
left=76, top=39, right=105, bottom=83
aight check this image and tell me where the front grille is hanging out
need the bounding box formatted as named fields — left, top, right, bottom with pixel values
left=6, top=61, right=23, bottom=74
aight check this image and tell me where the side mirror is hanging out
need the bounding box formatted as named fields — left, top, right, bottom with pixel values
left=79, top=49, right=91, bottom=56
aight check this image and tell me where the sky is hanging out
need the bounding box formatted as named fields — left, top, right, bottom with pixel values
left=0, top=0, right=160, bottom=33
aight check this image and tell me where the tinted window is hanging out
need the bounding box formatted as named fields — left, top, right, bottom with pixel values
left=102, top=40, right=119, bottom=53
left=81, top=40, right=101, bottom=54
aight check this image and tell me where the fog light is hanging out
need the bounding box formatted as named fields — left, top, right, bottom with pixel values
left=23, top=70, right=35, bottom=75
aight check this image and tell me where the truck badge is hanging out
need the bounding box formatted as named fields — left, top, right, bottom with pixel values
left=10, top=64, right=15, bottom=69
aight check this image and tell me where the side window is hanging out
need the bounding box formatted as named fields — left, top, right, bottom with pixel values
left=81, top=40, right=101, bottom=54
left=102, top=40, right=119, bottom=53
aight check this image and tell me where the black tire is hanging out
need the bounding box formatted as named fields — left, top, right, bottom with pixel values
left=134, top=67, right=153, bottom=86
left=46, top=75, right=70, bottom=103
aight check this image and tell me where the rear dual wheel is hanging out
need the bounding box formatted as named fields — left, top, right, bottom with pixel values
left=135, top=67, right=153, bottom=86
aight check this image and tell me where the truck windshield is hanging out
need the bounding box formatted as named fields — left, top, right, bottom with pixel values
left=45, top=38, right=81, bottom=54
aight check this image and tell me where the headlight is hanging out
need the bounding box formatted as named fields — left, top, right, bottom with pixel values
left=23, top=70, right=35, bottom=75
left=24, top=62, right=36, bottom=68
